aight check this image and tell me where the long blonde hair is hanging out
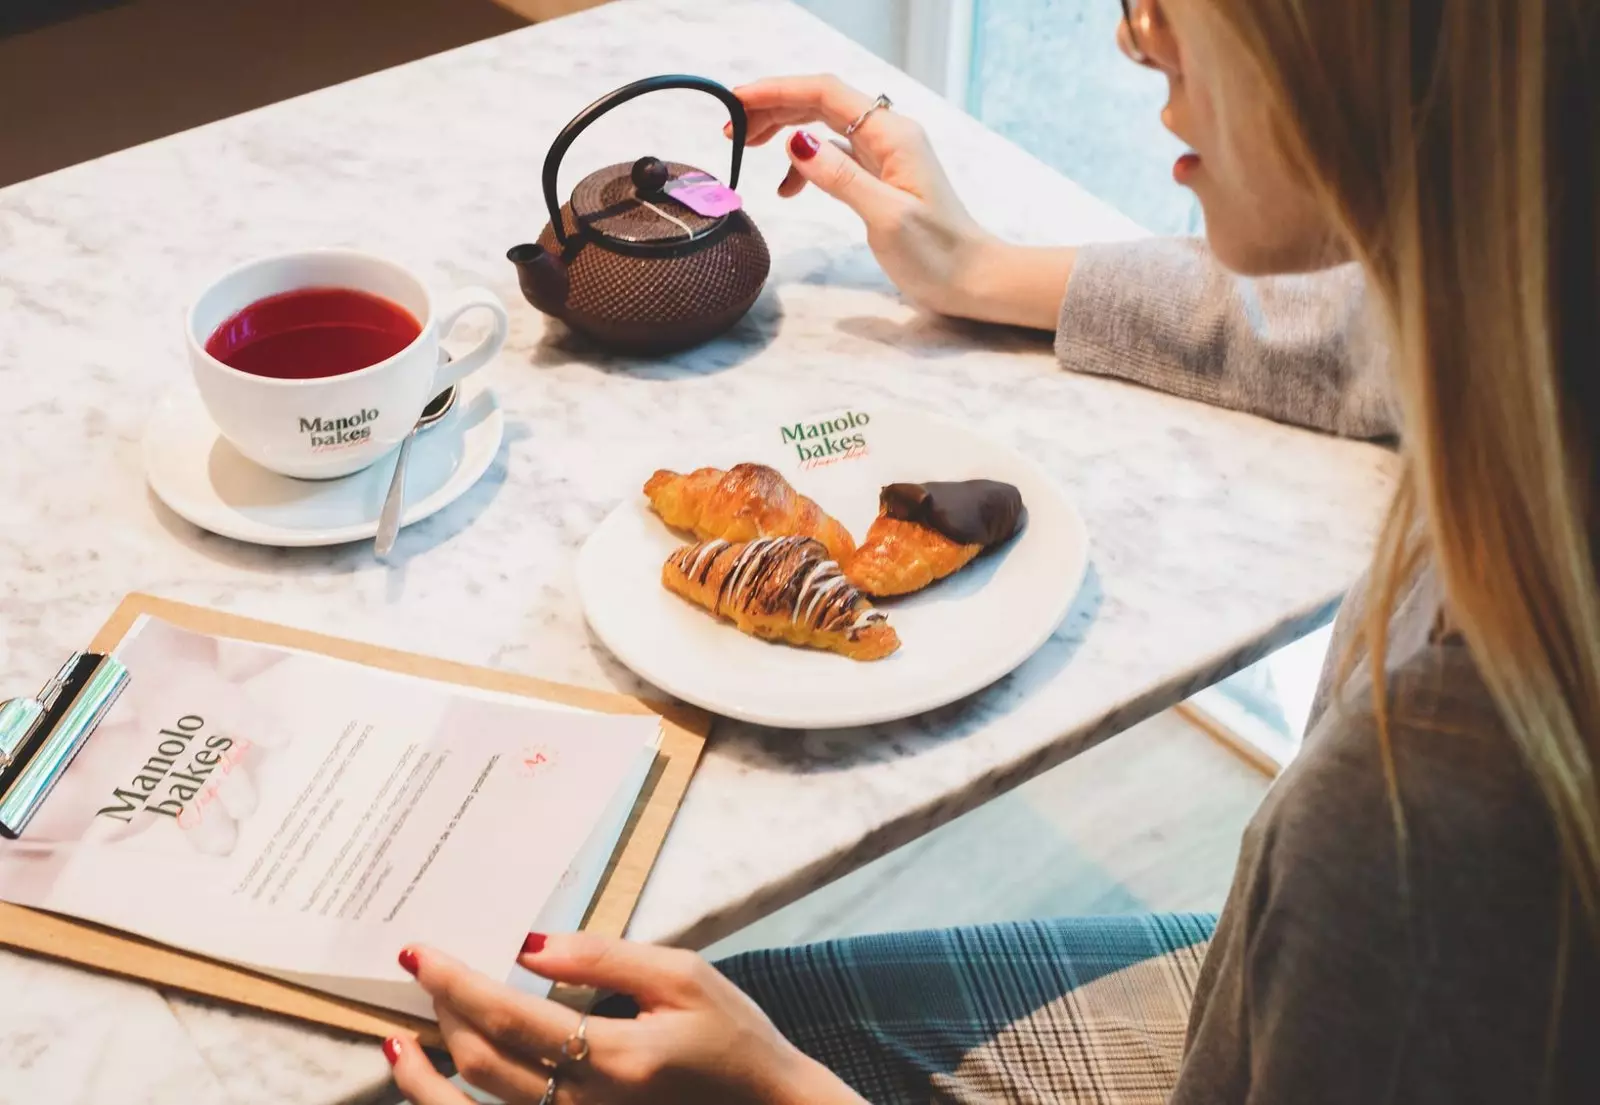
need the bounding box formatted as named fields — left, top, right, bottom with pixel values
left=1208, top=0, right=1600, bottom=923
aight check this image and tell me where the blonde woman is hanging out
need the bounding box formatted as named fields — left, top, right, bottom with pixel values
left=385, top=1, right=1599, bottom=1102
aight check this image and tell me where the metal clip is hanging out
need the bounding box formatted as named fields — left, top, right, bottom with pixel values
left=0, top=653, right=129, bottom=839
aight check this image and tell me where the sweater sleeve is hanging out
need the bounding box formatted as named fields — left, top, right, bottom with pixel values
left=1055, top=237, right=1399, bottom=441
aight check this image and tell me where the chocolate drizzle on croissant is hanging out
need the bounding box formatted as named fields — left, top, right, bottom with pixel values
left=669, top=536, right=888, bottom=638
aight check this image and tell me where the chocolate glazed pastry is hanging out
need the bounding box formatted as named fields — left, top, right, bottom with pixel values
left=662, top=536, right=900, bottom=661
left=845, top=480, right=1027, bottom=598
left=881, top=480, right=1026, bottom=546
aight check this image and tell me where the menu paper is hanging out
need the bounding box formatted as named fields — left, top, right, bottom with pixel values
left=0, top=616, right=660, bottom=1020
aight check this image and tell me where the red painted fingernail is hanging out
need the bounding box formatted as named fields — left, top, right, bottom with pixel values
left=789, top=131, right=820, bottom=160
left=521, top=932, right=547, bottom=955
left=382, top=1037, right=403, bottom=1065
left=398, top=947, right=419, bottom=976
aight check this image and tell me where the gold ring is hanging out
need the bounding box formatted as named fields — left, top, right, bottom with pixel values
left=560, top=1012, right=590, bottom=1065
left=537, top=1070, right=559, bottom=1105
left=844, top=93, right=892, bottom=137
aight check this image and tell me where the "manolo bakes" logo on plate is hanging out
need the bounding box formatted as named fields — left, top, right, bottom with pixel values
left=780, top=411, right=870, bottom=469
left=300, top=408, right=378, bottom=451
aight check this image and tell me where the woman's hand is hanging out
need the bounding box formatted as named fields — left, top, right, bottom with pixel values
left=386, top=933, right=867, bottom=1105
left=731, top=74, right=1076, bottom=331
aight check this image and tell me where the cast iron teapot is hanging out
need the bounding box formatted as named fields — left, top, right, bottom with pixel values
left=508, top=74, right=770, bottom=356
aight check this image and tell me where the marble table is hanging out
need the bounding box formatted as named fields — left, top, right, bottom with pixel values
left=0, top=0, right=1397, bottom=1101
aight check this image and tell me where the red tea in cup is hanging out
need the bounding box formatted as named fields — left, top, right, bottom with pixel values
left=204, top=287, right=422, bottom=380
left=188, top=249, right=508, bottom=479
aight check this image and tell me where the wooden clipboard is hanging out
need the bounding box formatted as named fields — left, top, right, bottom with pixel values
left=0, top=593, right=711, bottom=1046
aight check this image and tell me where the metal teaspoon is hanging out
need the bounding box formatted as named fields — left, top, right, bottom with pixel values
left=374, top=385, right=457, bottom=558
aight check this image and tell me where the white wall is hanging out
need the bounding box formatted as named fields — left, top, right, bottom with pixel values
left=793, top=0, right=908, bottom=68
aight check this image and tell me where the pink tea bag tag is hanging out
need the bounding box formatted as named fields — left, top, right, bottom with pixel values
left=662, top=171, right=744, bottom=217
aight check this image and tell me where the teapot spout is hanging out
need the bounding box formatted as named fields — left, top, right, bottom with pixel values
left=507, top=243, right=569, bottom=318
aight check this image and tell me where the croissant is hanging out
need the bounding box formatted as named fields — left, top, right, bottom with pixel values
left=845, top=480, right=1026, bottom=597
left=662, top=536, right=899, bottom=661
left=845, top=515, right=982, bottom=597
left=644, top=463, right=856, bottom=564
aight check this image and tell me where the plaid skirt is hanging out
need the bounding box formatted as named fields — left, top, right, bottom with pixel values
left=713, top=914, right=1216, bottom=1105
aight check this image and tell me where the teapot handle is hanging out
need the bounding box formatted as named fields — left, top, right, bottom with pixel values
left=542, top=74, right=749, bottom=250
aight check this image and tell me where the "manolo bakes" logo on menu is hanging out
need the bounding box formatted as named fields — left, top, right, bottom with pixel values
left=300, top=408, right=378, bottom=451
left=780, top=411, right=870, bottom=468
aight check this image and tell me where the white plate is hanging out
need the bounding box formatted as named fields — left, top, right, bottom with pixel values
left=143, top=379, right=503, bottom=547
left=577, top=405, right=1089, bottom=728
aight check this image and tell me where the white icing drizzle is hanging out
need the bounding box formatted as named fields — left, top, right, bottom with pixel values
left=681, top=535, right=884, bottom=637
left=849, top=607, right=887, bottom=629
left=685, top=538, right=728, bottom=581
left=719, top=537, right=776, bottom=609
left=799, top=572, right=851, bottom=627
left=792, top=559, right=834, bottom=624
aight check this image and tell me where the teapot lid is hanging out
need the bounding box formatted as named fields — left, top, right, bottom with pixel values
left=571, top=157, right=727, bottom=249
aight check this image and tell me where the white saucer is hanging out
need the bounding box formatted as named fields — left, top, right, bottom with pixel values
left=144, top=379, right=504, bottom=547
left=577, top=405, right=1089, bottom=729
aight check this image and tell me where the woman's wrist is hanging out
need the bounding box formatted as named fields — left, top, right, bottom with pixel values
left=770, top=1050, right=871, bottom=1105
left=944, top=234, right=1077, bottom=332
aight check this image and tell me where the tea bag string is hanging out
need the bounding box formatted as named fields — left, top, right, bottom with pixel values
left=639, top=200, right=694, bottom=237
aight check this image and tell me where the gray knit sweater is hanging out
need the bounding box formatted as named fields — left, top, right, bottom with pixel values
left=1056, top=238, right=1598, bottom=1104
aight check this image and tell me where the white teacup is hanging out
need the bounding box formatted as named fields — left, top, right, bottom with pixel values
left=186, top=249, right=509, bottom=480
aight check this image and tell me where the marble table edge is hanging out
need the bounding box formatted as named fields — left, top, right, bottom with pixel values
left=646, top=589, right=1347, bottom=950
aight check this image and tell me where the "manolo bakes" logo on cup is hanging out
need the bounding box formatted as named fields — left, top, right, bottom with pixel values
left=780, top=411, right=870, bottom=469
left=300, top=408, right=378, bottom=451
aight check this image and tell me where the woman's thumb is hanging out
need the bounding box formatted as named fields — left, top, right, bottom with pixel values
left=785, top=130, right=899, bottom=222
